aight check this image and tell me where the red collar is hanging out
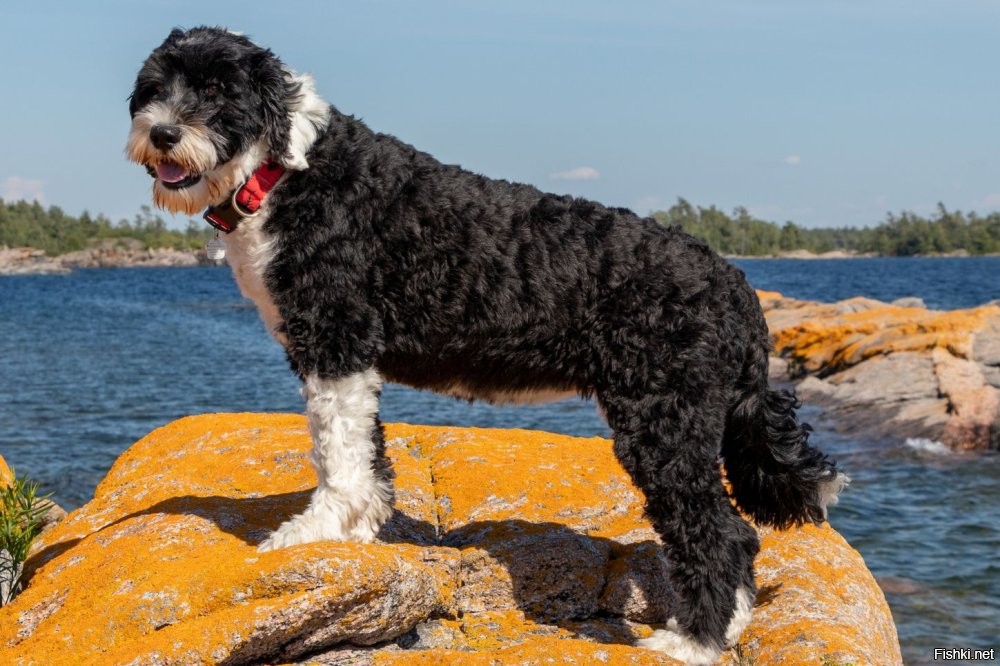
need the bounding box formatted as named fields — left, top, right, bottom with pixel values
left=203, top=161, right=286, bottom=233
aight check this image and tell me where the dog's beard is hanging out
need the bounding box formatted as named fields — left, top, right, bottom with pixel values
left=126, top=102, right=265, bottom=215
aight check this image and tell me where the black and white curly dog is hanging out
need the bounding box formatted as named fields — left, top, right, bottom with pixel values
left=128, top=27, right=846, bottom=665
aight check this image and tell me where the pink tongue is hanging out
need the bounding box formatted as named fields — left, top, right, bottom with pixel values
left=156, top=162, right=190, bottom=183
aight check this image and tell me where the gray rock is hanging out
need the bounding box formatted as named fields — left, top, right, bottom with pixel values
left=796, top=353, right=951, bottom=440
left=0, top=550, right=22, bottom=604
left=833, top=297, right=890, bottom=314
left=795, top=352, right=938, bottom=407
left=973, top=315, right=1000, bottom=367
left=982, top=365, right=1000, bottom=389
left=891, top=297, right=927, bottom=309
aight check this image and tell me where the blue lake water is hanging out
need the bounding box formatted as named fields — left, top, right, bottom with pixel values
left=1, top=257, right=998, bottom=664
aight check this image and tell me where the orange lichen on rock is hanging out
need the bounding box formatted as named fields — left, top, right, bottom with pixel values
left=742, top=523, right=903, bottom=665
left=758, top=290, right=1000, bottom=450
left=374, top=634, right=678, bottom=665
left=411, top=426, right=650, bottom=540
left=759, top=289, right=999, bottom=376
left=0, top=414, right=901, bottom=664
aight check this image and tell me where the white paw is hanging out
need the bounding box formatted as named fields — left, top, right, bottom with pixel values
left=348, top=491, right=394, bottom=542
left=637, top=620, right=722, bottom=666
left=257, top=510, right=351, bottom=552
left=347, top=514, right=383, bottom=543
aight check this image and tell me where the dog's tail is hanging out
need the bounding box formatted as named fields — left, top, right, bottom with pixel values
left=720, top=293, right=848, bottom=529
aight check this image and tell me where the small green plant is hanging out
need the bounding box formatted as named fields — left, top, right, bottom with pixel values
left=0, top=469, right=50, bottom=605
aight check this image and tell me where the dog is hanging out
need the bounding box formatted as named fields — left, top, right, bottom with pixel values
left=127, top=27, right=846, bottom=665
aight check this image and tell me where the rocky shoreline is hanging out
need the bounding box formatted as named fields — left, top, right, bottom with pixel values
left=4, top=244, right=993, bottom=276
left=0, top=241, right=214, bottom=275
left=761, top=291, right=1000, bottom=451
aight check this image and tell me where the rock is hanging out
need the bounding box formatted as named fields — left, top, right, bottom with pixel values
left=0, top=415, right=901, bottom=665
left=0, top=244, right=210, bottom=274
left=795, top=353, right=952, bottom=441
left=760, top=291, right=1000, bottom=450
left=0, top=550, right=21, bottom=604
left=973, top=315, right=1000, bottom=389
left=33, top=500, right=67, bottom=533
left=772, top=249, right=863, bottom=260
left=744, top=524, right=902, bottom=665
left=599, top=541, right=669, bottom=624
left=933, top=348, right=1000, bottom=451
left=449, top=522, right=611, bottom=621
left=59, top=243, right=203, bottom=269
left=891, top=297, right=926, bottom=309
left=0, top=247, right=69, bottom=275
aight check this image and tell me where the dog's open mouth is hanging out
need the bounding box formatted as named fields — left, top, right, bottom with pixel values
left=152, top=161, right=202, bottom=190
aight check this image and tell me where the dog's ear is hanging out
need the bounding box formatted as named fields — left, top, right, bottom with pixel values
left=164, top=27, right=186, bottom=44
left=252, top=50, right=295, bottom=165
left=276, top=73, right=329, bottom=170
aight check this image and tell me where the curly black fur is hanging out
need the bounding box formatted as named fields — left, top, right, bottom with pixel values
left=130, top=27, right=844, bottom=661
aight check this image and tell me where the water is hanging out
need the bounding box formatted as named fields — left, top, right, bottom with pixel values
left=733, top=256, right=1000, bottom=310
left=1, top=258, right=998, bottom=664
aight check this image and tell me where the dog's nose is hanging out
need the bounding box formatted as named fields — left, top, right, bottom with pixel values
left=150, top=124, right=182, bottom=151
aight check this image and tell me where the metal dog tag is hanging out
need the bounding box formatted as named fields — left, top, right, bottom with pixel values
left=205, top=233, right=227, bottom=261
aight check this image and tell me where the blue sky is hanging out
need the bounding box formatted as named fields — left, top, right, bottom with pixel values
left=3, top=1, right=1000, bottom=228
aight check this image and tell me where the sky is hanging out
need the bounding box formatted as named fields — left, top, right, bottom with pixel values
left=3, top=0, right=1000, bottom=229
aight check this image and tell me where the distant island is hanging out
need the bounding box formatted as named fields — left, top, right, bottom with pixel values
left=1, top=197, right=998, bottom=269
left=0, top=200, right=213, bottom=257
left=652, top=199, right=1000, bottom=257
left=0, top=201, right=218, bottom=274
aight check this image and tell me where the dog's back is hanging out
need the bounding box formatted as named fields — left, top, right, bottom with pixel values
left=268, top=113, right=744, bottom=400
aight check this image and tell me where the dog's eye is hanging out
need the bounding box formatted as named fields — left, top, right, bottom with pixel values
left=204, top=79, right=225, bottom=96
left=142, top=82, right=164, bottom=98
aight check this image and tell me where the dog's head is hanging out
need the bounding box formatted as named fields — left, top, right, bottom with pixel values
left=126, top=27, right=328, bottom=214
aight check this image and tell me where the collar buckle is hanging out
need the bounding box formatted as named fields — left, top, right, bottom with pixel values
left=231, top=188, right=258, bottom=219
left=203, top=159, right=286, bottom=234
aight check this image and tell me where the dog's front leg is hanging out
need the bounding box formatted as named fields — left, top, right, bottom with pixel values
left=259, top=368, right=395, bottom=551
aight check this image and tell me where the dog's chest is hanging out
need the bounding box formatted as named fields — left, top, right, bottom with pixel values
left=222, top=215, right=285, bottom=345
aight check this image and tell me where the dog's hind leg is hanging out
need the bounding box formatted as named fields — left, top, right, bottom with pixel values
left=258, top=368, right=395, bottom=551
left=602, top=387, right=758, bottom=665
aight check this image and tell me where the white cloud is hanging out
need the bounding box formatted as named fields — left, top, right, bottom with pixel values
left=783, top=154, right=801, bottom=167
left=2, top=176, right=46, bottom=204
left=550, top=166, right=601, bottom=181
left=980, top=193, right=1000, bottom=208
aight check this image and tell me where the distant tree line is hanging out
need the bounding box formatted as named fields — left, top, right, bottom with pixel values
left=653, top=199, right=1000, bottom=256
left=0, top=199, right=212, bottom=256
left=3, top=196, right=999, bottom=257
